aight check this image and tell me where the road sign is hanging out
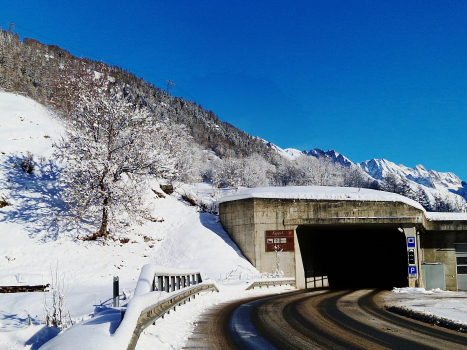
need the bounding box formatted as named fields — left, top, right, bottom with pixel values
left=265, top=230, right=294, bottom=252
left=407, top=237, right=416, bottom=248
left=408, top=249, right=415, bottom=264
left=408, top=266, right=417, bottom=275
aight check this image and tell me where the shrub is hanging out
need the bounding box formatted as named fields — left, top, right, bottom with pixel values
left=0, top=197, right=9, bottom=208
left=20, top=153, right=34, bottom=174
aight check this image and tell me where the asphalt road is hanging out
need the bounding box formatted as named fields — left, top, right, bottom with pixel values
left=184, top=288, right=467, bottom=349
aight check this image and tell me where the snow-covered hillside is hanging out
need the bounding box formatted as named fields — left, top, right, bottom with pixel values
left=0, top=92, right=63, bottom=157
left=0, top=92, right=261, bottom=349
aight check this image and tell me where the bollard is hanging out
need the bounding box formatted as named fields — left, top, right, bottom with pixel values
left=113, top=276, right=120, bottom=307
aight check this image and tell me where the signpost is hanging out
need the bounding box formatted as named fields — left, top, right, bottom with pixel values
left=265, top=230, right=294, bottom=252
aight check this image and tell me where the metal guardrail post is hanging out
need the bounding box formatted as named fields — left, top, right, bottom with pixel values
left=164, top=276, right=169, bottom=292
left=157, top=276, right=163, bottom=291
left=176, top=276, right=181, bottom=290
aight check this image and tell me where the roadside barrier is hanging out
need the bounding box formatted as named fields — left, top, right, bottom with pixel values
left=245, top=277, right=295, bottom=290
left=39, top=264, right=219, bottom=350
left=121, top=265, right=219, bottom=350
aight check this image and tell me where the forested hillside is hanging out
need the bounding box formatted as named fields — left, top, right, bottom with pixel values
left=1, top=27, right=465, bottom=212
left=0, top=28, right=272, bottom=159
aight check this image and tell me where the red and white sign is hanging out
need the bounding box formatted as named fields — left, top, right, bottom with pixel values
left=265, top=230, right=294, bottom=252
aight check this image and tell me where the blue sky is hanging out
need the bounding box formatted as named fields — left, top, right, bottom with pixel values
left=2, top=1, right=467, bottom=179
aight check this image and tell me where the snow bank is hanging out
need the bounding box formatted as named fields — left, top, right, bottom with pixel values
left=426, top=212, right=467, bottom=221
left=219, top=186, right=425, bottom=211
left=385, top=287, right=467, bottom=329
left=0, top=274, right=51, bottom=287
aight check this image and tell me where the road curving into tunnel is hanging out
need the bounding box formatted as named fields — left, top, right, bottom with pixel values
left=185, top=288, right=467, bottom=349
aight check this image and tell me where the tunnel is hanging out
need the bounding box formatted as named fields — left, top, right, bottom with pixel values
left=296, top=224, right=409, bottom=289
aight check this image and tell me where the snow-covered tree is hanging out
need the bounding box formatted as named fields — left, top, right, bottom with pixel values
left=240, top=154, right=273, bottom=188
left=415, top=185, right=431, bottom=211
left=54, top=73, right=178, bottom=239
left=398, top=177, right=415, bottom=199
left=382, top=173, right=400, bottom=193
left=342, top=166, right=368, bottom=188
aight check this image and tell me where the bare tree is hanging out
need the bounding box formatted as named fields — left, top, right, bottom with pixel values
left=54, top=72, right=178, bottom=239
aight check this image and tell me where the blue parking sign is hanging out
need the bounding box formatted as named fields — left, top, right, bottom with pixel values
left=408, top=266, right=417, bottom=275
left=407, top=237, right=416, bottom=247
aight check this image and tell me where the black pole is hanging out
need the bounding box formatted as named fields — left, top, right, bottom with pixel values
left=113, top=276, right=119, bottom=307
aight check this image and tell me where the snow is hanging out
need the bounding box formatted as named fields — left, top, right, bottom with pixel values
left=386, top=287, right=467, bottom=327
left=359, top=158, right=464, bottom=191
left=219, top=185, right=425, bottom=211
left=0, top=274, right=51, bottom=287
left=1, top=91, right=467, bottom=349
left=281, top=148, right=304, bottom=160
left=425, top=212, right=467, bottom=221
left=0, top=92, right=266, bottom=349
left=260, top=140, right=304, bottom=160
left=0, top=92, right=63, bottom=158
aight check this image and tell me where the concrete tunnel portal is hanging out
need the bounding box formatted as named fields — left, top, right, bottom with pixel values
left=296, top=225, right=409, bottom=289
left=219, top=186, right=467, bottom=291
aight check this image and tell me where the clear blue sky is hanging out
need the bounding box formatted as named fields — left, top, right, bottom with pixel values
left=3, top=1, right=467, bottom=179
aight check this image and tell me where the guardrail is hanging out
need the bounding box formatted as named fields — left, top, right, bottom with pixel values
left=39, top=265, right=219, bottom=350
left=245, top=277, right=296, bottom=290
left=122, top=265, right=219, bottom=350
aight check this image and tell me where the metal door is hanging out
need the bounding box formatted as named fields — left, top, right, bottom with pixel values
left=421, top=263, right=445, bottom=290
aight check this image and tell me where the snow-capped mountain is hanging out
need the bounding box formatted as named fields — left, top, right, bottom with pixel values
left=304, top=149, right=354, bottom=168
left=262, top=140, right=306, bottom=160
left=358, top=159, right=466, bottom=192
left=271, top=144, right=467, bottom=199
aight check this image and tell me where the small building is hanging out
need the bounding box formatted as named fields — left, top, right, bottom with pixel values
left=219, top=186, right=467, bottom=291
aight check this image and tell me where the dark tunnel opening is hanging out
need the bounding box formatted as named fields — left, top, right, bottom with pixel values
left=297, top=225, right=409, bottom=289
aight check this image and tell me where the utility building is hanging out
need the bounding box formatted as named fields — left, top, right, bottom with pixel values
left=219, top=186, right=467, bottom=291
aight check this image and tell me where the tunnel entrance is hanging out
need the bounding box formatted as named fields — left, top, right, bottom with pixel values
left=297, top=225, right=408, bottom=289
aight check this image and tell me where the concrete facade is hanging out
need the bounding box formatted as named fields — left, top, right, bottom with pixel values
left=219, top=194, right=467, bottom=291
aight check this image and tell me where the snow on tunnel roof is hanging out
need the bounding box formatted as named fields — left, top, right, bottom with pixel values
left=425, top=212, right=467, bottom=221
left=219, top=186, right=425, bottom=211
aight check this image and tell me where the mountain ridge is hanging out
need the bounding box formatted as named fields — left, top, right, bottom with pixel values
left=272, top=145, right=467, bottom=200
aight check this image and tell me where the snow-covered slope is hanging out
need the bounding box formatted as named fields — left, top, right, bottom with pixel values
left=262, top=140, right=305, bottom=160
left=0, top=92, right=260, bottom=349
left=0, top=92, right=63, bottom=157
